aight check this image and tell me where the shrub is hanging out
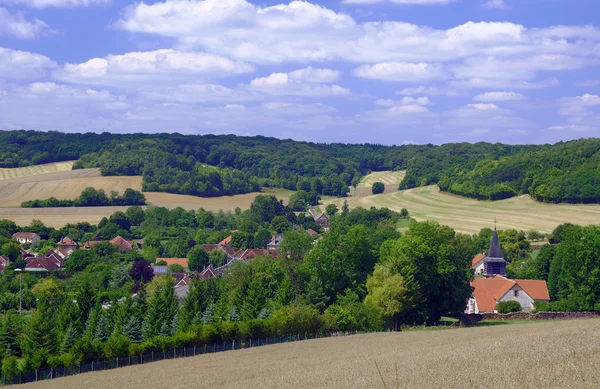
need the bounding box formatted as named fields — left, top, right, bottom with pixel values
left=372, top=182, right=385, bottom=195
left=2, top=356, right=19, bottom=380
left=497, top=300, right=522, bottom=313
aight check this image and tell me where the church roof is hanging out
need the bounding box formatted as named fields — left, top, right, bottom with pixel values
left=486, top=229, right=504, bottom=259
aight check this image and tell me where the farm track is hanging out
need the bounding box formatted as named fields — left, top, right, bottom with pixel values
left=19, top=319, right=600, bottom=389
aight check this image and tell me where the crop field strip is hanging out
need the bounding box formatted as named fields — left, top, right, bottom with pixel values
left=324, top=182, right=600, bottom=234
left=356, top=170, right=406, bottom=188
left=19, top=318, right=600, bottom=389
left=0, top=161, right=75, bottom=180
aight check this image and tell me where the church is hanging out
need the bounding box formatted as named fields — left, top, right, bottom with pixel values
left=466, top=228, right=550, bottom=314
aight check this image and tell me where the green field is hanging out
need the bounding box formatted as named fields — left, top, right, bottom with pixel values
left=324, top=185, right=600, bottom=234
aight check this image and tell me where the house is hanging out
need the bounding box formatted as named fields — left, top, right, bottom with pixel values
left=24, top=252, right=64, bottom=272
left=309, top=208, right=329, bottom=228
left=201, top=244, right=236, bottom=258
left=54, top=246, right=73, bottom=260
left=306, top=229, right=318, bottom=237
left=466, top=275, right=550, bottom=313
left=0, top=255, right=10, bottom=273
left=83, top=236, right=134, bottom=252
left=267, top=234, right=284, bottom=250
left=57, top=237, right=77, bottom=250
left=156, top=258, right=189, bottom=270
left=199, top=264, right=218, bottom=279
left=237, top=249, right=280, bottom=261
left=110, top=236, right=133, bottom=252
left=12, top=232, right=41, bottom=245
left=174, top=274, right=193, bottom=301
left=471, top=253, right=486, bottom=276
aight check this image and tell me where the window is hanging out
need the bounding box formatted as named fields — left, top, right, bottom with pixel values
left=514, top=290, right=519, bottom=297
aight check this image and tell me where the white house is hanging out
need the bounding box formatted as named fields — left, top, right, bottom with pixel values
left=471, top=253, right=486, bottom=276
left=466, top=276, right=550, bottom=314
left=12, top=232, right=41, bottom=245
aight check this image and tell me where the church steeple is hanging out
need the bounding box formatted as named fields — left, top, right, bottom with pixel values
left=483, top=224, right=506, bottom=277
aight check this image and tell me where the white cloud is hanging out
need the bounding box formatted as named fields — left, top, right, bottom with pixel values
left=55, top=49, right=255, bottom=87
left=481, top=0, right=511, bottom=10
left=343, top=0, right=454, bottom=4
left=473, top=91, right=525, bottom=102
left=374, top=96, right=432, bottom=106
left=0, top=0, right=110, bottom=8
left=547, top=124, right=590, bottom=132
left=0, top=47, right=56, bottom=79
left=0, top=7, right=51, bottom=39
left=248, top=68, right=350, bottom=97
left=354, top=62, right=444, bottom=82
left=288, top=67, right=340, bottom=83
left=467, top=103, right=500, bottom=110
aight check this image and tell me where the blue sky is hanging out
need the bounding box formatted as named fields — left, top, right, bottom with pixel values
left=0, top=0, right=599, bottom=145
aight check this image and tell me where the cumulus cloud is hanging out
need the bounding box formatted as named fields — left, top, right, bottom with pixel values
left=481, top=0, right=511, bottom=10
left=374, top=96, right=432, bottom=106
left=115, top=0, right=600, bottom=91
left=248, top=68, right=350, bottom=97
left=0, top=0, right=110, bottom=8
left=0, top=47, right=56, bottom=79
left=354, top=62, right=444, bottom=82
left=343, top=0, right=454, bottom=4
left=0, top=7, right=51, bottom=39
left=473, top=91, right=525, bottom=102
left=54, top=49, right=255, bottom=87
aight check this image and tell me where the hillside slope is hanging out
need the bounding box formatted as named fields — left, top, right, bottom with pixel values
left=19, top=319, right=600, bottom=389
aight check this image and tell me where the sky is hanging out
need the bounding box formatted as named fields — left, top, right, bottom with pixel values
left=0, top=0, right=599, bottom=145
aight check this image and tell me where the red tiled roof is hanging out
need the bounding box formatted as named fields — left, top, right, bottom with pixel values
left=471, top=253, right=486, bottom=267
left=25, top=256, right=61, bottom=271
left=110, top=236, right=133, bottom=251
left=58, top=237, right=77, bottom=246
left=307, top=229, right=318, bottom=236
left=239, top=249, right=280, bottom=261
left=199, top=264, right=217, bottom=279
left=156, top=258, right=189, bottom=269
left=219, top=235, right=232, bottom=245
left=471, top=276, right=550, bottom=313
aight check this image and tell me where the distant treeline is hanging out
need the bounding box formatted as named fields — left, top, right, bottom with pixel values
left=3, top=130, right=600, bottom=203
left=21, top=188, right=146, bottom=208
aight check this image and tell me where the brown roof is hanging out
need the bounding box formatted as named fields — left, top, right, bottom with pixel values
left=0, top=255, right=10, bottom=265
left=156, top=258, right=189, bottom=269
left=12, top=232, right=39, bottom=240
left=110, top=236, right=133, bottom=251
left=307, top=229, right=318, bottom=236
left=25, top=255, right=62, bottom=271
left=471, top=276, right=550, bottom=312
left=238, top=249, right=280, bottom=261
left=471, top=253, right=486, bottom=267
left=83, top=241, right=102, bottom=249
left=58, top=237, right=77, bottom=246
left=199, top=264, right=217, bottom=279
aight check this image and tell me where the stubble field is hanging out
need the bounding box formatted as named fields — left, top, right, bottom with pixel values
left=354, top=170, right=406, bottom=197
left=325, top=175, right=600, bottom=234
left=0, top=167, right=293, bottom=227
left=0, top=161, right=75, bottom=180
left=19, top=318, right=600, bottom=389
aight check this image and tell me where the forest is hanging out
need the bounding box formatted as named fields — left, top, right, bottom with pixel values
left=1, top=130, right=600, bottom=203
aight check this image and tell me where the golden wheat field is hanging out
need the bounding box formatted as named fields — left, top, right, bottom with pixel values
left=0, top=167, right=294, bottom=226
left=0, top=161, right=75, bottom=180
left=19, top=319, right=600, bottom=389
left=324, top=184, right=600, bottom=234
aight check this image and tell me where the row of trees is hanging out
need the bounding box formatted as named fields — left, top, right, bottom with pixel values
left=21, top=188, right=146, bottom=208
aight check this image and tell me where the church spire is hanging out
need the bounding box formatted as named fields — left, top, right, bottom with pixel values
left=483, top=220, right=506, bottom=277
left=487, top=229, right=503, bottom=259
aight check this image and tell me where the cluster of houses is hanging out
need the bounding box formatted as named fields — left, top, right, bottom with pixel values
left=466, top=229, right=550, bottom=314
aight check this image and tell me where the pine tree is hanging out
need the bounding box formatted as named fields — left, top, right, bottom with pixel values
left=94, top=315, right=109, bottom=342
left=202, top=302, right=215, bottom=325
left=122, top=316, right=141, bottom=343
left=297, top=275, right=328, bottom=312
left=171, top=311, right=181, bottom=336
left=227, top=306, right=240, bottom=322
left=109, top=263, right=130, bottom=289
left=141, top=319, right=152, bottom=341
left=59, top=325, right=77, bottom=354
left=191, top=311, right=203, bottom=326
left=84, top=307, right=101, bottom=338
left=159, top=320, right=171, bottom=337
left=0, top=319, right=18, bottom=357
left=257, top=308, right=270, bottom=320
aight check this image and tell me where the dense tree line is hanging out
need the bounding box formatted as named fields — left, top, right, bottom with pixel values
left=4, top=130, right=600, bottom=203
left=21, top=188, right=146, bottom=208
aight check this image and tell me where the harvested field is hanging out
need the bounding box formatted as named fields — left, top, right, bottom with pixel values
left=324, top=185, right=600, bottom=234
left=20, top=318, right=600, bottom=389
left=0, top=161, right=75, bottom=180
left=0, top=169, right=141, bottom=207
left=354, top=170, right=406, bottom=197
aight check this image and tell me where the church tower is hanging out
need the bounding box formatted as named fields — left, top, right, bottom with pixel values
left=483, top=228, right=507, bottom=277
